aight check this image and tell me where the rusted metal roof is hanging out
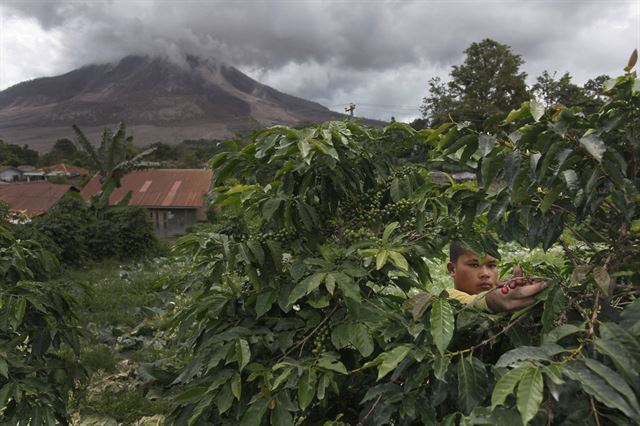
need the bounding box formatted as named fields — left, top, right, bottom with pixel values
left=39, top=163, right=90, bottom=176
left=0, top=182, right=74, bottom=215
left=80, top=169, right=212, bottom=208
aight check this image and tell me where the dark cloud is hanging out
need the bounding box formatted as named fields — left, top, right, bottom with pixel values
left=1, top=0, right=638, bottom=120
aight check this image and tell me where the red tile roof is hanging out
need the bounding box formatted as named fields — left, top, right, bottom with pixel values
left=0, top=182, right=74, bottom=215
left=39, top=163, right=90, bottom=176
left=80, top=169, right=212, bottom=208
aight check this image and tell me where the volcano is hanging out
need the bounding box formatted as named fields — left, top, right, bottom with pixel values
left=0, top=56, right=354, bottom=151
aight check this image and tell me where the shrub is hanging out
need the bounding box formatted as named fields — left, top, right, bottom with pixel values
left=168, top=64, right=640, bottom=425
left=102, top=206, right=158, bottom=260
left=0, top=226, right=86, bottom=424
left=33, top=193, right=94, bottom=265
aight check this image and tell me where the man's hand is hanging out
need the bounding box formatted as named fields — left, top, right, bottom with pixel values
left=485, top=265, right=548, bottom=312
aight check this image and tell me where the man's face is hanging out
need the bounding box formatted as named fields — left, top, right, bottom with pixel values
left=447, top=250, right=499, bottom=295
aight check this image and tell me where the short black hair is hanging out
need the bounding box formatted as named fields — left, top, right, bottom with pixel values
left=449, top=241, right=467, bottom=263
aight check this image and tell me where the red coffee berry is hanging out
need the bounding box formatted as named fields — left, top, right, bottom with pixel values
left=509, top=281, right=517, bottom=289
left=500, top=286, right=510, bottom=294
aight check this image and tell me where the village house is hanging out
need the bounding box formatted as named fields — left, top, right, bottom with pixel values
left=80, top=169, right=212, bottom=237
left=39, top=163, right=90, bottom=179
left=0, top=181, right=77, bottom=215
left=18, top=165, right=46, bottom=182
left=0, top=166, right=22, bottom=182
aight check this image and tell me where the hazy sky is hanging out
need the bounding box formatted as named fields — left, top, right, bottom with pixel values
left=1, top=0, right=638, bottom=121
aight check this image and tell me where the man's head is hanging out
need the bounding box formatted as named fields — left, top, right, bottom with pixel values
left=448, top=241, right=498, bottom=295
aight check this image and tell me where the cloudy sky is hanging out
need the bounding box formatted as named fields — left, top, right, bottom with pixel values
left=1, top=0, right=638, bottom=121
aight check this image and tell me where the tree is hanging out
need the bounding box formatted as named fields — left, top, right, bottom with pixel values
left=421, top=39, right=530, bottom=127
left=0, top=226, right=86, bottom=424
left=164, top=55, right=640, bottom=425
left=0, top=141, right=39, bottom=166
left=531, top=70, right=586, bottom=107
left=72, top=122, right=154, bottom=217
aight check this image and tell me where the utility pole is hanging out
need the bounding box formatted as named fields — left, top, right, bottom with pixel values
left=345, top=103, right=356, bottom=119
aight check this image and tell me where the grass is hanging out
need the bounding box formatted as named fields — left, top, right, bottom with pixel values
left=61, top=257, right=184, bottom=423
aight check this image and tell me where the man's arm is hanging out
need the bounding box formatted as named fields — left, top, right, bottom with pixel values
left=485, top=280, right=547, bottom=312
left=485, top=266, right=548, bottom=312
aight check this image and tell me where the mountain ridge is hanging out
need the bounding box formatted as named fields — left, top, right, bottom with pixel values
left=0, top=55, right=375, bottom=152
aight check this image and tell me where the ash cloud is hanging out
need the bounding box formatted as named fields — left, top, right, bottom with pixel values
left=1, top=0, right=638, bottom=120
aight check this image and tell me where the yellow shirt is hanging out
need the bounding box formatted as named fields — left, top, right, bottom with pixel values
left=446, top=288, right=492, bottom=312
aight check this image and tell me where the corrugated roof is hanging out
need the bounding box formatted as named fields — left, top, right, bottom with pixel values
left=0, top=166, right=21, bottom=173
left=0, top=182, right=73, bottom=214
left=39, top=163, right=90, bottom=176
left=80, top=169, right=212, bottom=208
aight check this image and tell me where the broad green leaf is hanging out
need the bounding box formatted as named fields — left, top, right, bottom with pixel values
left=236, top=339, right=251, bottom=372
left=390, top=179, right=402, bottom=202
left=433, top=355, right=450, bottom=382
left=457, top=355, right=488, bottom=414
left=288, top=273, right=327, bottom=305
left=430, top=298, right=454, bottom=354
left=239, top=397, right=268, bottom=426
left=316, top=357, right=348, bottom=374
left=324, top=273, right=336, bottom=295
left=317, top=374, right=329, bottom=400
left=174, top=386, right=208, bottom=405
left=262, top=198, right=282, bottom=221
left=271, top=399, right=294, bottom=426
left=350, top=323, right=374, bottom=357
left=624, top=48, right=638, bottom=72
left=231, top=373, right=242, bottom=400
left=255, top=288, right=276, bottom=318
left=529, top=99, right=545, bottom=122
left=331, top=324, right=350, bottom=349
left=0, top=359, right=7, bottom=379
left=496, top=344, right=564, bottom=368
left=481, top=153, right=502, bottom=188
left=584, top=358, right=640, bottom=415
left=11, top=298, right=26, bottom=330
left=542, top=323, right=583, bottom=344
left=334, top=272, right=360, bottom=302
left=0, top=384, right=14, bottom=413
left=216, top=382, right=234, bottom=414
left=479, top=134, right=496, bottom=157
left=562, top=169, right=579, bottom=193
left=188, top=394, right=215, bottom=426
left=594, top=338, right=638, bottom=379
left=298, top=369, right=317, bottom=410
left=579, top=133, right=606, bottom=162
left=376, top=250, right=389, bottom=270
left=540, top=185, right=562, bottom=213
left=377, top=345, right=411, bottom=380
left=382, top=221, right=399, bottom=242
left=540, top=284, right=565, bottom=334
left=272, top=366, right=294, bottom=390
left=388, top=251, right=409, bottom=271
left=563, top=362, right=637, bottom=418
left=426, top=122, right=453, bottom=143
left=516, top=368, right=543, bottom=426
left=491, top=368, right=527, bottom=409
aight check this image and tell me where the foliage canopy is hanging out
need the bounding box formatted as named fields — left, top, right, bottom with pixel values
left=167, top=57, right=640, bottom=426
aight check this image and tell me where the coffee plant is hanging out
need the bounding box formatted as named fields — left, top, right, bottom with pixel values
left=0, top=226, right=86, bottom=424
left=168, top=58, right=640, bottom=425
